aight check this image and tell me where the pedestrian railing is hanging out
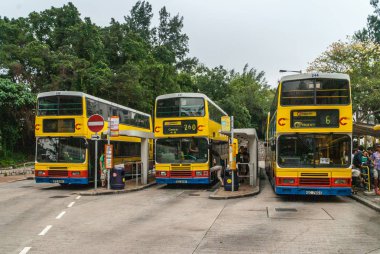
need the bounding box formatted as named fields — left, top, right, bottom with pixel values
left=123, top=160, right=154, bottom=185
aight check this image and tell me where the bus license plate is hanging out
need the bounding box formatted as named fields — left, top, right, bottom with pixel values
left=176, top=180, right=187, bottom=184
left=306, top=190, right=322, bottom=195
left=52, top=180, right=65, bottom=183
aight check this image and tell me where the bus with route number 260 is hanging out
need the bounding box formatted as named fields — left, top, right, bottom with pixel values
left=154, top=93, right=230, bottom=185
left=266, top=73, right=352, bottom=196
left=34, top=91, right=153, bottom=185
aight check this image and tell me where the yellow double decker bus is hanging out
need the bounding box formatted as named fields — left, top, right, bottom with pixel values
left=154, top=93, right=229, bottom=184
left=266, top=73, right=352, bottom=196
left=35, top=91, right=152, bottom=185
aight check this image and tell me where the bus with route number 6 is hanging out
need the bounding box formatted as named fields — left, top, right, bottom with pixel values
left=266, top=73, right=353, bottom=196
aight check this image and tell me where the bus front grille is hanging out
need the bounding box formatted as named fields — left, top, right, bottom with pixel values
left=300, top=173, right=329, bottom=177
left=299, top=178, right=330, bottom=186
left=170, top=171, right=192, bottom=177
left=171, top=166, right=191, bottom=171
left=48, top=170, right=68, bottom=177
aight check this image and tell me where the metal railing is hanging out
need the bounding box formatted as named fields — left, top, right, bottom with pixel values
left=123, top=160, right=154, bottom=185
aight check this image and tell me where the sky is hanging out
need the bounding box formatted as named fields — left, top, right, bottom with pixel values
left=1, top=0, right=373, bottom=86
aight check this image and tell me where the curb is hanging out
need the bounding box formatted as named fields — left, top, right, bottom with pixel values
left=350, top=194, right=380, bottom=213
left=5, top=176, right=35, bottom=183
left=79, top=182, right=157, bottom=196
left=209, top=186, right=260, bottom=200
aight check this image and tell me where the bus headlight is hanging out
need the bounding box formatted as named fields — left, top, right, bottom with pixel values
left=160, top=171, right=167, bottom=176
left=72, top=171, right=81, bottom=176
left=334, top=179, right=347, bottom=184
left=283, top=178, right=295, bottom=184
left=196, top=171, right=202, bottom=176
left=37, top=170, right=47, bottom=176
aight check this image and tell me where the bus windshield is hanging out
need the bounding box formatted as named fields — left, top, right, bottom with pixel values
left=156, top=138, right=208, bottom=163
left=38, top=96, right=83, bottom=116
left=278, top=134, right=351, bottom=168
left=156, top=98, right=205, bottom=117
left=36, top=137, right=86, bottom=163
left=281, top=78, right=350, bottom=105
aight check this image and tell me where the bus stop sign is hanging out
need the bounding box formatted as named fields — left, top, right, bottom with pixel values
left=88, top=114, right=104, bottom=133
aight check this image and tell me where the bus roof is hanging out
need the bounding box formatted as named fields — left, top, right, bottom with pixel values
left=280, top=73, right=350, bottom=83
left=37, top=91, right=151, bottom=117
left=156, top=93, right=227, bottom=116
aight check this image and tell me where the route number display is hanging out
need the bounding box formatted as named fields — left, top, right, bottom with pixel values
left=163, top=120, right=197, bottom=134
left=291, top=109, right=339, bottom=128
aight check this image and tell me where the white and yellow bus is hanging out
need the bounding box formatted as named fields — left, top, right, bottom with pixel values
left=266, top=73, right=352, bottom=196
left=35, top=91, right=153, bottom=185
left=154, top=93, right=229, bottom=184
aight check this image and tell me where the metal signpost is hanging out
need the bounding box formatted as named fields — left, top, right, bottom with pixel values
left=221, top=115, right=236, bottom=192
left=88, top=114, right=104, bottom=190
left=107, top=116, right=119, bottom=190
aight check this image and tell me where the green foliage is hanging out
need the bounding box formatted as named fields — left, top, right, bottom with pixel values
left=0, top=1, right=273, bottom=160
left=308, top=40, right=380, bottom=123
left=0, top=78, right=36, bottom=157
left=354, top=0, right=380, bottom=43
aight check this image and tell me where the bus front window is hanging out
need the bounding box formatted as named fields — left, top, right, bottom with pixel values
left=278, top=134, right=351, bottom=168
left=37, top=137, right=86, bottom=163
left=281, top=79, right=350, bottom=105
left=156, top=138, right=208, bottom=163
left=38, top=96, right=83, bottom=116
left=156, top=98, right=205, bottom=117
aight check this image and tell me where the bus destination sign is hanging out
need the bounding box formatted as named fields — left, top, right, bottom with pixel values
left=163, top=120, right=197, bottom=134
left=291, top=109, right=339, bottom=128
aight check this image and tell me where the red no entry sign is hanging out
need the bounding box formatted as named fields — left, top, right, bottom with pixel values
left=87, top=114, right=104, bottom=133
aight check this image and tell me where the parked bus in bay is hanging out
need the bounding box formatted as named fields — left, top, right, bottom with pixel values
left=266, top=73, right=352, bottom=195
left=35, top=91, right=153, bottom=185
left=154, top=93, right=230, bottom=184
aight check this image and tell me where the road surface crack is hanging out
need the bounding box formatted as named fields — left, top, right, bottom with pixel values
left=192, top=203, right=226, bottom=254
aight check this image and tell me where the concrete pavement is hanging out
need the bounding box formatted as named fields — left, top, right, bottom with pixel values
left=1, top=178, right=380, bottom=254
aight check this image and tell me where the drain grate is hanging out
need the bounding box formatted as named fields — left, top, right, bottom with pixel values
left=49, top=195, right=69, bottom=199
left=275, top=208, right=298, bottom=212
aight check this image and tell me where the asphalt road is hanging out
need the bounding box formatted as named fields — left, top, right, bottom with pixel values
left=1, top=178, right=380, bottom=254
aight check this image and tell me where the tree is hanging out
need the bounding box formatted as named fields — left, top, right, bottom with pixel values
left=0, top=79, right=35, bottom=157
left=308, top=40, right=380, bottom=123
left=355, top=0, right=380, bottom=43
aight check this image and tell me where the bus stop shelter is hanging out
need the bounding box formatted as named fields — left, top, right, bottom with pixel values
left=222, top=128, right=259, bottom=187
left=104, top=130, right=154, bottom=185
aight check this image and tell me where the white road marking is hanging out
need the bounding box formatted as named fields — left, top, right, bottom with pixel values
left=56, top=211, right=66, bottom=219
left=19, top=247, right=31, bottom=254
left=68, top=202, right=75, bottom=208
left=76, top=195, right=81, bottom=200
left=38, top=225, right=52, bottom=236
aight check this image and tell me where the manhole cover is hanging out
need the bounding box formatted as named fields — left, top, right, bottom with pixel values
left=189, top=193, right=200, bottom=196
left=275, top=208, right=298, bottom=212
left=49, top=195, right=69, bottom=198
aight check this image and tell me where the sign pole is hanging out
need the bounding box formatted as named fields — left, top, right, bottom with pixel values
left=87, top=114, right=105, bottom=191
left=231, top=116, right=234, bottom=192
left=94, top=132, right=98, bottom=190
left=107, top=117, right=111, bottom=190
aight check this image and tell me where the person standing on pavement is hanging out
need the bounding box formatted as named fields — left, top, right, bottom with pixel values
left=99, top=153, right=107, bottom=187
left=371, top=144, right=380, bottom=195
